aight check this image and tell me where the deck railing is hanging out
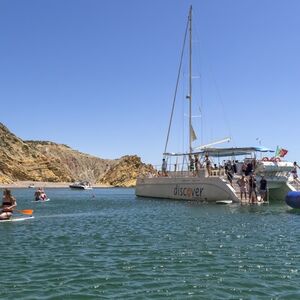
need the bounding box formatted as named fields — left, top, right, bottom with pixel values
left=142, top=163, right=226, bottom=179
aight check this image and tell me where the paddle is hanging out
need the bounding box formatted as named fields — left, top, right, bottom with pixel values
left=16, top=209, right=33, bottom=215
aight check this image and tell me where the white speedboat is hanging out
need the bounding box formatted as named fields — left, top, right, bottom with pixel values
left=136, top=7, right=296, bottom=203
left=69, top=181, right=93, bottom=190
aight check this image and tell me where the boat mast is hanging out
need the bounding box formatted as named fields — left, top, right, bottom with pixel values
left=188, top=5, right=193, bottom=153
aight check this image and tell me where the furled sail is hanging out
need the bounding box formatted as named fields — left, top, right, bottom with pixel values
left=191, top=125, right=197, bottom=142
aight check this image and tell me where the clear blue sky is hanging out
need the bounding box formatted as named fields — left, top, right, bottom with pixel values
left=1, top=0, right=300, bottom=166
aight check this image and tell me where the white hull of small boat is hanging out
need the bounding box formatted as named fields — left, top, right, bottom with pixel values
left=0, top=216, right=34, bottom=222
left=69, top=184, right=93, bottom=190
left=216, top=200, right=233, bottom=205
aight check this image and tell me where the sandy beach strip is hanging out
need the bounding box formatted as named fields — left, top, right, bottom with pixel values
left=0, top=181, right=112, bottom=189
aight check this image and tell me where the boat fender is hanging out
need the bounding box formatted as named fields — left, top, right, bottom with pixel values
left=285, top=191, right=300, bottom=209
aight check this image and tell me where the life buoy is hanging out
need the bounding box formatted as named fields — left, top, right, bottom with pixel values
left=269, top=157, right=281, bottom=162
left=262, top=157, right=269, bottom=161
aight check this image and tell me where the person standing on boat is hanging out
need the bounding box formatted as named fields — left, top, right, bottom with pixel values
left=0, top=189, right=17, bottom=220
left=259, top=176, right=268, bottom=202
left=291, top=162, right=300, bottom=180
left=242, top=162, right=247, bottom=176
left=162, top=158, right=168, bottom=176
left=225, top=161, right=233, bottom=186
left=232, top=161, right=237, bottom=174
left=248, top=175, right=257, bottom=203
left=245, top=161, right=253, bottom=176
left=237, top=175, right=248, bottom=201
left=189, top=155, right=195, bottom=172
left=204, top=154, right=212, bottom=176
left=194, top=154, right=200, bottom=173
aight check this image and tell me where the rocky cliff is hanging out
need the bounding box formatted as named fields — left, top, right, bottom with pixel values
left=99, top=155, right=155, bottom=187
left=0, top=123, right=153, bottom=186
left=26, top=141, right=118, bottom=184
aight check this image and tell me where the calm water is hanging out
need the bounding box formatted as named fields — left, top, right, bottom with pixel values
left=1, top=188, right=300, bottom=299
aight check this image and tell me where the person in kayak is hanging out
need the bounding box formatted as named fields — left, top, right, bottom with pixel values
left=0, top=189, right=17, bottom=220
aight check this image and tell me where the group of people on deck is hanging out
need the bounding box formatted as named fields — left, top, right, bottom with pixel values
left=223, top=159, right=266, bottom=203
left=237, top=174, right=267, bottom=203
left=161, top=154, right=213, bottom=176
left=160, top=156, right=300, bottom=203
left=188, top=154, right=205, bottom=173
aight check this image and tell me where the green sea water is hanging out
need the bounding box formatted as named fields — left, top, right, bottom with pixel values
left=1, top=188, right=300, bottom=299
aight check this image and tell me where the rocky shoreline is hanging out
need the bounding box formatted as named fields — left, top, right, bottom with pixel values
left=0, top=181, right=113, bottom=189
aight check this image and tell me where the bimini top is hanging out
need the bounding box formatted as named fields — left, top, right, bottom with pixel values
left=164, top=146, right=274, bottom=157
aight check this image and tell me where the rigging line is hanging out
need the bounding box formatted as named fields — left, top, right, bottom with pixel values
left=209, top=66, right=233, bottom=143
left=194, top=20, right=204, bottom=143
left=164, top=14, right=189, bottom=154
left=194, top=9, right=232, bottom=146
left=181, top=71, right=186, bottom=155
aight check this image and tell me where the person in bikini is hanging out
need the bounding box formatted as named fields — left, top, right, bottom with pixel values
left=0, top=189, right=17, bottom=220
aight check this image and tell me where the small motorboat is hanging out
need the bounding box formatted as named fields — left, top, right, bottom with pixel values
left=216, top=200, right=233, bottom=205
left=69, top=181, right=93, bottom=190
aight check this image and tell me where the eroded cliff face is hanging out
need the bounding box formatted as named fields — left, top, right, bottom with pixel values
left=26, top=141, right=117, bottom=184
left=0, top=123, right=153, bottom=186
left=99, top=155, right=155, bottom=187
left=0, top=123, right=72, bottom=183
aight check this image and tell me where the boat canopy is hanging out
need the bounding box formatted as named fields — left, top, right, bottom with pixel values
left=164, top=146, right=274, bottom=157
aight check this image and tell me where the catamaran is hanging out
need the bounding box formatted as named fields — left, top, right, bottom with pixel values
left=136, top=6, right=298, bottom=203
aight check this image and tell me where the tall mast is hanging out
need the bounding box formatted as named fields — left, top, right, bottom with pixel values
left=188, top=5, right=193, bottom=153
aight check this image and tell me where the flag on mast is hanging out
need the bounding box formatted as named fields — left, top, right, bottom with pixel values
left=275, top=146, right=288, bottom=157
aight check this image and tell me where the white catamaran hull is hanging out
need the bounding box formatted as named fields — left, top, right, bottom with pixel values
left=136, top=176, right=240, bottom=202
